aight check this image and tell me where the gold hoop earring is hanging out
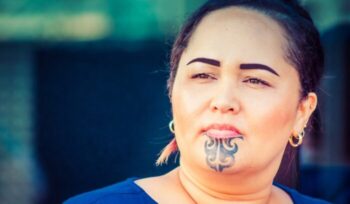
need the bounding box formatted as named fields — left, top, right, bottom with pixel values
left=169, top=120, right=175, bottom=133
left=289, top=130, right=305, bottom=147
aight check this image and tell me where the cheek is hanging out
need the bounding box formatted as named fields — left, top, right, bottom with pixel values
left=171, top=77, right=215, bottom=162
left=171, top=81, right=208, bottom=138
left=246, top=94, right=298, bottom=146
left=237, top=93, right=299, bottom=170
left=171, top=67, right=216, bottom=130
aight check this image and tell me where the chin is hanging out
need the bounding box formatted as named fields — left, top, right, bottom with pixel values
left=204, top=157, right=245, bottom=174
left=200, top=136, right=244, bottom=172
left=181, top=136, right=247, bottom=174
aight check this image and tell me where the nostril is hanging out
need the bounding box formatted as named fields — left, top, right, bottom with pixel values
left=212, top=104, right=235, bottom=113
left=210, top=98, right=240, bottom=114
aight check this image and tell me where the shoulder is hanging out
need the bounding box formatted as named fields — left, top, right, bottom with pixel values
left=63, top=178, right=156, bottom=204
left=275, top=183, right=332, bottom=204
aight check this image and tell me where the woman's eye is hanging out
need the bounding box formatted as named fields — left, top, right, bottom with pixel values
left=243, top=78, right=270, bottom=87
left=191, top=73, right=216, bottom=80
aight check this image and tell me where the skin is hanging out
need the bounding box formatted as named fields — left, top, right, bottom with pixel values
left=204, top=136, right=243, bottom=172
left=136, top=7, right=317, bottom=204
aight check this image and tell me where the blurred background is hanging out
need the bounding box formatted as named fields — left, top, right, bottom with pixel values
left=0, top=0, right=349, bottom=203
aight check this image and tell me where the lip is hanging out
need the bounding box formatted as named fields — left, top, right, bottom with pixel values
left=202, top=123, right=242, bottom=139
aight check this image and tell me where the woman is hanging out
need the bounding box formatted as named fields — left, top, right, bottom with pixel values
left=65, top=0, right=330, bottom=203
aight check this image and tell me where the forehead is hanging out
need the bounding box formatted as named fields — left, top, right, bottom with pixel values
left=184, top=7, right=288, bottom=64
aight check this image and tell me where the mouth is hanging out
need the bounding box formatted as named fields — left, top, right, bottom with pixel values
left=202, top=123, right=242, bottom=139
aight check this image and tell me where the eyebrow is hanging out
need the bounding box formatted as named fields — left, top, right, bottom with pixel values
left=240, top=63, right=280, bottom=77
left=186, top=57, right=279, bottom=77
left=186, top=57, right=220, bottom=67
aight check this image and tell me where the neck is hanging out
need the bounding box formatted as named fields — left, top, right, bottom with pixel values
left=177, top=160, right=280, bottom=204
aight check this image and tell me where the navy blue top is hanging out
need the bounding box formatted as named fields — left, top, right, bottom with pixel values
left=64, top=178, right=331, bottom=204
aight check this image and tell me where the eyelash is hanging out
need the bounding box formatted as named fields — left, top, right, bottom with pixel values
left=243, top=78, right=270, bottom=86
left=191, top=73, right=216, bottom=79
left=191, top=73, right=270, bottom=87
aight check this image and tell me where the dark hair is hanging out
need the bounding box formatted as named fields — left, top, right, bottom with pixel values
left=167, top=0, right=324, bottom=187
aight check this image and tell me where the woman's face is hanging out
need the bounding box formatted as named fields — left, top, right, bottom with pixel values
left=171, top=7, right=314, bottom=174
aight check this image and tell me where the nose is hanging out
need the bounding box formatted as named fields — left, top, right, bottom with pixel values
left=210, top=83, right=240, bottom=114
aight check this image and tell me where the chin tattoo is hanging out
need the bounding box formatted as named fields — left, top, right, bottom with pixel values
left=204, top=136, right=243, bottom=172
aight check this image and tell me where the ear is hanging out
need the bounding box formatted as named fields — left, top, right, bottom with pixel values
left=293, top=92, right=318, bottom=134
